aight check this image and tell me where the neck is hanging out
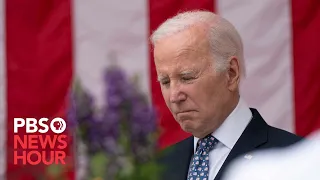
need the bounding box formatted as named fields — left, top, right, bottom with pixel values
left=199, top=94, right=240, bottom=138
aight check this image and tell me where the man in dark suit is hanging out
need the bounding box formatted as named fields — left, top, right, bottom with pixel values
left=150, top=10, right=302, bottom=180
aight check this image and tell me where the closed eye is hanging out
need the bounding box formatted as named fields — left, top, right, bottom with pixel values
left=180, top=70, right=198, bottom=82
left=182, top=76, right=194, bottom=81
left=160, top=80, right=170, bottom=85
left=181, top=76, right=196, bottom=83
left=158, top=77, right=170, bottom=86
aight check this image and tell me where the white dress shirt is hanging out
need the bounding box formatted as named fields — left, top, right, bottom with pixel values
left=193, top=98, right=252, bottom=180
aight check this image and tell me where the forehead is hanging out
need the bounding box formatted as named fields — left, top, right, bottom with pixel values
left=153, top=26, right=211, bottom=74
left=154, top=25, right=209, bottom=55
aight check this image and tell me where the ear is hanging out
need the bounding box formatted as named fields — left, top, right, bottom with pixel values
left=227, top=56, right=240, bottom=91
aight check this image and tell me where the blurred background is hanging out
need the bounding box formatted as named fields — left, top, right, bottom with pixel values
left=0, top=0, right=319, bottom=179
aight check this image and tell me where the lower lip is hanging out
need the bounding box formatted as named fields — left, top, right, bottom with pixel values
left=177, top=111, right=195, bottom=115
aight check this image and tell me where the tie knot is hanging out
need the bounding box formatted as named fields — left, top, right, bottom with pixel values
left=197, top=134, right=218, bottom=152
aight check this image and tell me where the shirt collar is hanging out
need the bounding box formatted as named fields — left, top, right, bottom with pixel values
left=194, top=98, right=252, bottom=152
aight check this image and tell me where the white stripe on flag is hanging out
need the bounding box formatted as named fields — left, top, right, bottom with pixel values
left=73, top=0, right=150, bottom=108
left=217, top=0, right=294, bottom=132
left=0, top=0, right=6, bottom=177
left=73, top=0, right=149, bottom=178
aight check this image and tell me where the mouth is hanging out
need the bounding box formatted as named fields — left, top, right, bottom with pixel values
left=176, top=110, right=196, bottom=115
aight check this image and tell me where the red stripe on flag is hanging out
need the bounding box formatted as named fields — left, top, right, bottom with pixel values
left=5, top=0, right=74, bottom=179
left=148, top=0, right=215, bottom=149
left=291, top=0, right=320, bottom=136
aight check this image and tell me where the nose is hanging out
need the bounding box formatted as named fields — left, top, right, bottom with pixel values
left=169, top=83, right=187, bottom=104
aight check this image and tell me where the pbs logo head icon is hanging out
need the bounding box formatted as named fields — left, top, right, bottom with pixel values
left=51, top=118, right=67, bottom=134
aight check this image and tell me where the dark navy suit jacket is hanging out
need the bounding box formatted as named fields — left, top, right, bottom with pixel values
left=158, top=108, right=303, bottom=180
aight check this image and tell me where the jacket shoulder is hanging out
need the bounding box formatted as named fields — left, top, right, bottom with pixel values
left=266, top=125, right=303, bottom=147
left=249, top=108, right=303, bottom=148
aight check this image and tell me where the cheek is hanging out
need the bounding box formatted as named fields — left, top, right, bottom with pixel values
left=183, top=84, right=210, bottom=110
left=184, top=85, right=200, bottom=99
left=160, top=87, right=171, bottom=104
left=191, top=79, right=222, bottom=110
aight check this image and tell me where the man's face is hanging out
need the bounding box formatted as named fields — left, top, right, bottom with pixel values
left=153, top=26, right=237, bottom=138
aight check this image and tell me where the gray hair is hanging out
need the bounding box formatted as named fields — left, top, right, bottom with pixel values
left=150, top=10, right=246, bottom=77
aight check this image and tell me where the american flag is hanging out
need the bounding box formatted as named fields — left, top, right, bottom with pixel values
left=0, top=0, right=319, bottom=179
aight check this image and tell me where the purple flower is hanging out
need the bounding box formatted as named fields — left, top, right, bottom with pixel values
left=100, top=66, right=129, bottom=153
left=67, top=86, right=96, bottom=129
left=129, top=90, right=158, bottom=135
left=69, top=65, right=159, bottom=163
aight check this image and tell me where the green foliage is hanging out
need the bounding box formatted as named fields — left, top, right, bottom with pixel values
left=87, top=152, right=108, bottom=179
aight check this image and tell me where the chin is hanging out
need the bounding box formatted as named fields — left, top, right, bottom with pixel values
left=180, top=120, right=197, bottom=133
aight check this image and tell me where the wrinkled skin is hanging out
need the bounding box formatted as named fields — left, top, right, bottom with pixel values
left=153, top=24, right=241, bottom=138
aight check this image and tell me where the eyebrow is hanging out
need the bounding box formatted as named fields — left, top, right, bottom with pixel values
left=157, top=70, right=198, bottom=81
left=179, top=70, right=195, bottom=76
left=157, top=75, right=168, bottom=82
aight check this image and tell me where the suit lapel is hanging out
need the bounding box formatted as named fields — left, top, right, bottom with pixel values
left=214, top=108, right=269, bottom=180
left=160, top=135, right=194, bottom=180
left=177, top=136, right=194, bottom=179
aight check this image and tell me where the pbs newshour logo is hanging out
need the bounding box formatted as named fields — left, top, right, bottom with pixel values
left=13, top=117, right=68, bottom=165
left=14, top=117, right=66, bottom=134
